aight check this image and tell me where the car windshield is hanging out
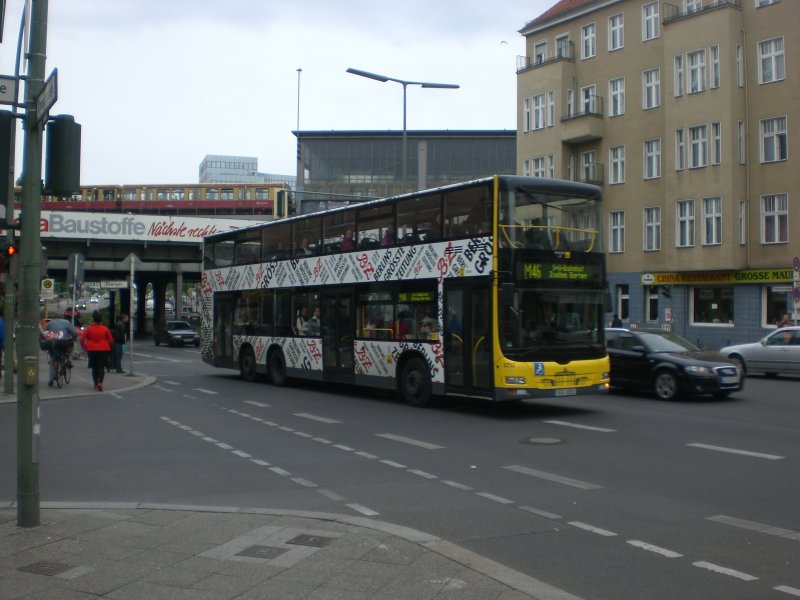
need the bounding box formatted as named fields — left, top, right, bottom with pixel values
left=169, top=321, right=193, bottom=330
left=638, top=331, right=700, bottom=353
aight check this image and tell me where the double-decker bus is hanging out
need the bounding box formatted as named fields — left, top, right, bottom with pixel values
left=201, top=175, right=609, bottom=406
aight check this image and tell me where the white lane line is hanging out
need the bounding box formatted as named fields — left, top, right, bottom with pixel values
left=380, top=460, right=407, bottom=469
left=270, top=467, right=291, bottom=476
left=568, top=521, right=618, bottom=537
left=215, top=443, right=233, bottom=450
left=687, top=443, right=784, bottom=460
left=293, top=432, right=313, bottom=438
left=707, top=515, right=800, bottom=541
left=163, top=380, right=180, bottom=386
left=318, top=489, right=345, bottom=501
left=189, top=431, right=204, bottom=437
left=408, top=469, right=438, bottom=480
left=250, top=459, right=270, bottom=467
left=375, top=433, right=444, bottom=449
left=518, top=506, right=562, bottom=520
left=313, top=437, right=332, bottom=444
left=245, top=400, right=270, bottom=408
left=154, top=385, right=173, bottom=393
left=775, top=585, right=800, bottom=597
left=476, top=492, right=514, bottom=505
left=347, top=503, right=379, bottom=516
left=194, top=388, right=218, bottom=395
left=294, top=412, right=341, bottom=424
left=503, top=465, right=603, bottom=490
left=544, top=420, right=616, bottom=433
left=201, top=436, right=217, bottom=443
left=693, top=561, right=758, bottom=581
left=355, top=451, right=378, bottom=459
left=291, top=477, right=318, bottom=488
left=232, top=450, right=251, bottom=458
left=278, top=426, right=295, bottom=432
left=333, top=444, right=354, bottom=451
left=626, top=540, right=683, bottom=558
left=441, top=480, right=473, bottom=491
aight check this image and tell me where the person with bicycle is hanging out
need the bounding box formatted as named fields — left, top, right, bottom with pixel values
left=80, top=311, right=113, bottom=392
left=42, top=317, right=79, bottom=387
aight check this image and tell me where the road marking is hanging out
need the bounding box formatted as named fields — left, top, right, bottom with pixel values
left=163, top=380, right=180, bottom=385
left=355, top=451, right=378, bottom=459
left=408, top=469, right=438, bottom=479
left=707, top=515, right=800, bottom=541
left=232, top=450, right=251, bottom=458
left=518, top=506, right=562, bottom=520
left=693, top=561, right=758, bottom=581
left=294, top=412, right=341, bottom=424
left=245, top=400, right=270, bottom=408
left=153, top=385, right=173, bottom=393
left=380, top=459, right=407, bottom=469
left=544, top=420, right=616, bottom=433
left=313, top=437, right=332, bottom=444
left=687, top=443, right=784, bottom=460
left=193, top=388, right=218, bottom=395
left=278, top=426, right=295, bottom=432
left=333, top=444, right=354, bottom=451
left=441, top=480, right=473, bottom=491
left=376, top=433, right=444, bottom=449
left=775, top=585, right=800, bottom=597
left=250, top=459, right=270, bottom=467
left=215, top=442, right=233, bottom=450
left=269, top=467, right=291, bottom=476
left=503, top=465, right=602, bottom=490
left=291, top=477, right=318, bottom=488
left=476, top=492, right=514, bottom=505
left=626, top=540, right=682, bottom=558
left=293, top=431, right=313, bottom=438
left=201, top=436, right=217, bottom=443
left=347, top=503, right=379, bottom=516
left=318, top=489, right=345, bottom=501
left=568, top=522, right=618, bottom=537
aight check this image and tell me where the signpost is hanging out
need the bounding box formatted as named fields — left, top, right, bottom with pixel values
left=793, top=256, right=799, bottom=323
left=35, top=68, right=57, bottom=123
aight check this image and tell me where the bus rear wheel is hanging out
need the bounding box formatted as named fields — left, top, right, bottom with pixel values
left=240, top=347, right=258, bottom=382
left=268, top=350, right=288, bottom=387
left=399, top=357, right=433, bottom=407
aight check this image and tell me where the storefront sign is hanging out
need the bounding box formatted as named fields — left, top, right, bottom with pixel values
left=641, top=269, right=793, bottom=285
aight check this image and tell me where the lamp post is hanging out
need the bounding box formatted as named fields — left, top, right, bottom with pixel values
left=346, top=68, right=459, bottom=193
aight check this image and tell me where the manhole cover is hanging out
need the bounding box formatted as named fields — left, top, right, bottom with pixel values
left=287, top=534, right=334, bottom=547
left=519, top=437, right=566, bottom=445
left=236, top=545, right=289, bottom=559
left=18, top=561, right=74, bottom=576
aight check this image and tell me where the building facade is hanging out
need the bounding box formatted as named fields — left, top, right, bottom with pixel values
left=294, top=130, right=516, bottom=214
left=199, top=154, right=296, bottom=187
left=517, top=0, right=798, bottom=347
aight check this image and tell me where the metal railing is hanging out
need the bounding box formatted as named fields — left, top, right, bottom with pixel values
left=561, top=95, right=604, bottom=120
left=516, top=41, right=575, bottom=73
left=663, top=0, right=741, bottom=24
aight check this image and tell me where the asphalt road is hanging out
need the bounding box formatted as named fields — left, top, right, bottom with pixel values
left=2, top=344, right=799, bottom=600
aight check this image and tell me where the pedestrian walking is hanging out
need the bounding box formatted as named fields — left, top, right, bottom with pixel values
left=80, top=311, right=114, bottom=391
left=112, top=314, right=129, bottom=373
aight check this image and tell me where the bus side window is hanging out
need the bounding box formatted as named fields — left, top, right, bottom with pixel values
left=444, top=186, right=491, bottom=237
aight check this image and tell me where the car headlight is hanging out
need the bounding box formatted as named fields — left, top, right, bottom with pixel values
left=685, top=365, right=711, bottom=375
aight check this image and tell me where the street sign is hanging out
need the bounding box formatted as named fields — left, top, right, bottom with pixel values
left=793, top=285, right=800, bottom=304
left=40, top=278, right=55, bottom=300
left=100, top=280, right=129, bottom=289
left=0, top=75, right=18, bottom=106
left=793, top=255, right=800, bottom=272
left=35, top=68, right=58, bottom=123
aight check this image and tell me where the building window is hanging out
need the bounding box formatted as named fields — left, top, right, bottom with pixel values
left=739, top=200, right=746, bottom=245
left=676, top=129, right=686, bottom=170
left=522, top=98, right=531, bottom=132
left=547, top=91, right=556, bottom=127
left=533, top=94, right=545, bottom=130
left=567, top=153, right=574, bottom=181
left=534, top=41, right=547, bottom=64
left=609, top=77, right=625, bottom=116
left=710, top=45, right=720, bottom=88
left=761, top=116, right=787, bottom=163
left=556, top=34, right=571, bottom=58
left=693, top=287, right=734, bottom=325
left=616, top=284, right=630, bottom=320
left=674, top=55, right=685, bottom=97
left=581, top=85, right=597, bottom=114
left=644, top=139, right=661, bottom=179
left=522, top=159, right=531, bottom=177
left=688, top=49, right=706, bottom=93
left=702, top=197, right=722, bottom=245
left=689, top=125, right=708, bottom=168
left=532, top=156, right=546, bottom=178
left=711, top=122, right=721, bottom=165
left=765, top=285, right=790, bottom=329
left=736, top=44, right=744, bottom=87
left=677, top=199, right=695, bottom=248
left=582, top=23, right=596, bottom=59
left=546, top=155, right=555, bottom=178
left=644, top=207, right=661, bottom=251
left=643, top=68, right=660, bottom=109
left=642, top=2, right=659, bottom=41
left=738, top=121, right=746, bottom=164
left=761, top=193, right=788, bottom=244
left=582, top=150, right=597, bottom=182
left=759, top=37, right=785, bottom=84
left=685, top=0, right=702, bottom=13
left=608, top=13, right=624, bottom=51
left=609, top=211, right=625, bottom=253
left=756, top=0, right=777, bottom=6
left=646, top=286, right=659, bottom=322
left=609, top=146, right=625, bottom=184
left=566, top=89, right=575, bottom=117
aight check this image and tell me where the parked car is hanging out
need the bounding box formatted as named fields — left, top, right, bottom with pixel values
left=605, top=328, right=743, bottom=400
left=153, top=320, right=200, bottom=347
left=719, top=326, right=800, bottom=377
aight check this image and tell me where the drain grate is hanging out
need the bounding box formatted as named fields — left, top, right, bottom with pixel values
left=18, top=561, right=75, bottom=576
left=287, top=534, right=334, bottom=548
left=236, top=545, right=289, bottom=560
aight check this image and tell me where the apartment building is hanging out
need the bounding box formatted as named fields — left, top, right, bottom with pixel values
left=517, top=0, right=797, bottom=347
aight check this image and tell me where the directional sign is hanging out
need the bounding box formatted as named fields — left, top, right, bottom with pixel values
left=35, top=68, right=58, bottom=123
left=100, top=280, right=129, bottom=289
left=0, top=75, right=18, bottom=106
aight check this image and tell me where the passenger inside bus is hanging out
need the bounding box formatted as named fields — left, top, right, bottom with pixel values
left=341, top=229, right=355, bottom=251
left=295, top=306, right=310, bottom=335
left=395, top=310, right=415, bottom=340
left=308, top=306, right=321, bottom=335
left=380, top=223, right=395, bottom=247
left=297, top=237, right=314, bottom=256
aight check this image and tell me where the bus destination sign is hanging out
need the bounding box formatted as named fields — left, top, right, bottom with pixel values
left=518, top=261, right=599, bottom=282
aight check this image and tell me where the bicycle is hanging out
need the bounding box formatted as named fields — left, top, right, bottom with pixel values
left=46, top=343, right=73, bottom=388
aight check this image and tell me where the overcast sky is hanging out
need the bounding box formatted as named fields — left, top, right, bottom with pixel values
left=1, top=0, right=552, bottom=185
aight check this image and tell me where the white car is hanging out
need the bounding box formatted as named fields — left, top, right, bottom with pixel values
left=719, top=326, right=800, bottom=377
left=90, top=296, right=99, bottom=304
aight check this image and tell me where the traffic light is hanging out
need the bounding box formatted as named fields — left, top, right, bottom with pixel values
left=44, top=114, right=82, bottom=196
left=2, top=241, right=18, bottom=276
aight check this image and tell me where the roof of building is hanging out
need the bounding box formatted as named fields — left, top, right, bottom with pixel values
left=520, top=0, right=610, bottom=32
left=293, top=130, right=515, bottom=139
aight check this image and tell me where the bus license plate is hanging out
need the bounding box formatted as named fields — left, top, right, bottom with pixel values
left=555, top=388, right=576, bottom=397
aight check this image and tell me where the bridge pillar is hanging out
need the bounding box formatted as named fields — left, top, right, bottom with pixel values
left=175, top=270, right=184, bottom=318
left=134, top=278, right=147, bottom=337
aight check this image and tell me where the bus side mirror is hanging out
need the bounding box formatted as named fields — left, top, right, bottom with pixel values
left=499, top=283, right=514, bottom=306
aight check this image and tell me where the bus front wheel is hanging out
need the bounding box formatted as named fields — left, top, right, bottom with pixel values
left=399, top=357, right=432, bottom=407
left=240, top=347, right=258, bottom=382
left=268, top=350, right=288, bottom=387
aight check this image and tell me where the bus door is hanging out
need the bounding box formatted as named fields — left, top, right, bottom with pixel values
left=443, top=283, right=493, bottom=397
left=213, top=293, right=236, bottom=368
left=321, top=289, right=355, bottom=383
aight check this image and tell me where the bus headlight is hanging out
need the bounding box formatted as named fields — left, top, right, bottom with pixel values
left=505, top=376, right=526, bottom=385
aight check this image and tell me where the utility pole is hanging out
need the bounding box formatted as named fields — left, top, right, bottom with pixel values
left=17, top=0, right=49, bottom=528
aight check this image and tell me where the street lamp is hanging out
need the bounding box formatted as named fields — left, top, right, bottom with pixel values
left=346, top=68, right=459, bottom=193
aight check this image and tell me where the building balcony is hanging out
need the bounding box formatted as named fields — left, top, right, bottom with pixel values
left=578, top=163, right=604, bottom=186
left=663, top=0, right=741, bottom=24
left=559, top=96, right=604, bottom=143
left=516, top=41, right=575, bottom=74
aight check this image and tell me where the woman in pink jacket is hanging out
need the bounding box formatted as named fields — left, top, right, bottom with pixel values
left=80, top=311, right=114, bottom=391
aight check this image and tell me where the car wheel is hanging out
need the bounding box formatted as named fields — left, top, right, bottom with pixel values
left=653, top=370, right=679, bottom=401
left=399, top=357, right=433, bottom=407
left=729, top=355, right=746, bottom=376
left=268, top=350, right=288, bottom=387
left=240, top=347, right=258, bottom=382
